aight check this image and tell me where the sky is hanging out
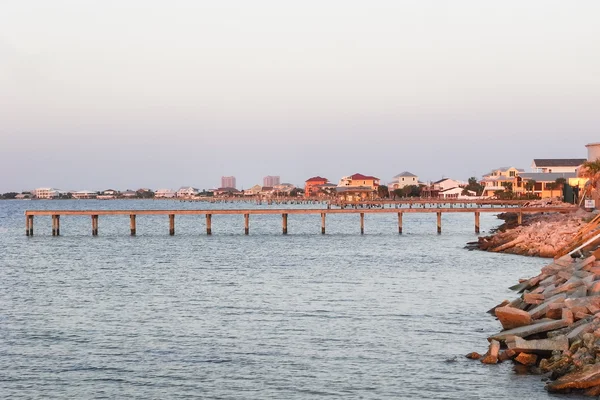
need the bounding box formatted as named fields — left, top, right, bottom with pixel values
left=1, top=0, right=599, bottom=192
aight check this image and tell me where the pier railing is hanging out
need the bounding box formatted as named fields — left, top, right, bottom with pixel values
left=24, top=206, right=577, bottom=236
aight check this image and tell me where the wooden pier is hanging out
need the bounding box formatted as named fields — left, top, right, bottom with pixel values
left=24, top=206, right=577, bottom=236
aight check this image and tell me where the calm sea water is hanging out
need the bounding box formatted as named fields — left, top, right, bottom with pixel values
left=0, top=200, right=581, bottom=399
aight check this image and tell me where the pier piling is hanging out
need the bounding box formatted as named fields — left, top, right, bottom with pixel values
left=321, top=213, right=326, bottom=234
left=437, top=212, right=442, bottom=234
left=169, top=214, right=175, bottom=236
left=52, top=215, right=57, bottom=236
left=282, top=213, right=288, bottom=235
left=25, top=215, right=30, bottom=236
left=28, top=215, right=33, bottom=236
left=206, top=214, right=212, bottom=235
left=518, top=212, right=523, bottom=225
left=92, top=215, right=98, bottom=236
left=244, top=213, right=249, bottom=235
left=360, top=212, right=365, bottom=235
left=398, top=212, right=403, bottom=234
left=130, top=214, right=136, bottom=236
left=475, top=212, right=480, bottom=234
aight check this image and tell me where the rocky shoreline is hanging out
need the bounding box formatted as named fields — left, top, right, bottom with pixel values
left=470, top=252, right=600, bottom=395
left=467, top=200, right=591, bottom=258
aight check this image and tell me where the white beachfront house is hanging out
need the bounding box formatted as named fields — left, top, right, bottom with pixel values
left=155, top=189, right=177, bottom=198
left=388, top=172, right=419, bottom=191
left=71, top=190, right=98, bottom=199
left=176, top=187, right=200, bottom=198
left=32, top=188, right=61, bottom=199
left=438, top=187, right=477, bottom=199
left=530, top=159, right=586, bottom=174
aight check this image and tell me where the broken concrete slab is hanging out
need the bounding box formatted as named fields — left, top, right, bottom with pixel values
left=507, top=335, right=569, bottom=353
left=489, top=318, right=569, bottom=342
left=567, top=321, right=596, bottom=342
left=495, top=306, right=533, bottom=330
left=481, top=340, right=500, bottom=364
left=528, top=294, right=567, bottom=319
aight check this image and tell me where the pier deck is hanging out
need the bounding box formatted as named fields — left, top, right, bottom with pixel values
left=24, top=206, right=577, bottom=236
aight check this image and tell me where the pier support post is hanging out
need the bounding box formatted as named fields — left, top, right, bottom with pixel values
left=321, top=213, right=326, bottom=235
left=25, top=215, right=30, bottom=236
left=518, top=212, right=523, bottom=225
left=52, top=215, right=57, bottom=236
left=360, top=212, right=364, bottom=235
left=244, top=214, right=249, bottom=235
left=55, top=215, right=60, bottom=236
left=28, top=215, right=34, bottom=236
left=130, top=214, right=136, bottom=236
left=398, top=212, right=403, bottom=234
left=206, top=214, right=212, bottom=235
left=475, top=212, right=480, bottom=234
left=437, top=212, right=442, bottom=234
left=169, top=214, right=175, bottom=236
left=92, top=215, right=98, bottom=236
left=282, top=213, right=288, bottom=235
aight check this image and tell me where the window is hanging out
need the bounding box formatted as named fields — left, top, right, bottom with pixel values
left=509, top=171, right=515, bottom=177
left=402, top=178, right=405, bottom=181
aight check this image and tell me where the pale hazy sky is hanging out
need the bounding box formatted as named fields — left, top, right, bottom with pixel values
left=1, top=1, right=599, bottom=192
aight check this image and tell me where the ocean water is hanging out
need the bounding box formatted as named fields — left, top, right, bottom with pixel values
left=0, top=200, right=582, bottom=399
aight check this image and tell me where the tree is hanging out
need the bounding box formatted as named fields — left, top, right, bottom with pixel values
left=501, top=182, right=513, bottom=191
left=401, top=185, right=421, bottom=197
left=377, top=185, right=389, bottom=199
left=137, top=189, right=155, bottom=199
left=465, top=177, right=484, bottom=196
left=555, top=177, right=567, bottom=201
left=524, top=180, right=536, bottom=194
left=1, top=192, right=18, bottom=199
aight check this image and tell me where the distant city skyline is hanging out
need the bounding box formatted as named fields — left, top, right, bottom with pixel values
left=263, top=176, right=281, bottom=187
left=1, top=1, right=599, bottom=193
left=221, top=176, right=236, bottom=189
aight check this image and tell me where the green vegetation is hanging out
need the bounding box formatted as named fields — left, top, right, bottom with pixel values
left=464, top=177, right=484, bottom=196
left=377, top=185, right=389, bottom=198
left=1, top=192, right=18, bottom=199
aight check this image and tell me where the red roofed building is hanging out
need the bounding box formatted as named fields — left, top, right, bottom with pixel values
left=304, top=176, right=329, bottom=198
left=338, top=173, right=380, bottom=189
left=336, top=173, right=381, bottom=201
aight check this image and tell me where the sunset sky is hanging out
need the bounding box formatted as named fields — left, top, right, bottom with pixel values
left=1, top=1, right=599, bottom=192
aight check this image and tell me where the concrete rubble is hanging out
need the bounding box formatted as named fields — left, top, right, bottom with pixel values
left=469, top=252, right=600, bottom=396
left=468, top=200, right=591, bottom=258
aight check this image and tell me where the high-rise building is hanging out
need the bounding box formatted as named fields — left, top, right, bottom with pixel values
left=221, top=176, right=236, bottom=189
left=263, top=176, right=280, bottom=187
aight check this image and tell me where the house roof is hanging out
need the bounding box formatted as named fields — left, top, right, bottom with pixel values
left=518, top=172, right=576, bottom=182
left=261, top=186, right=273, bottom=191
left=178, top=186, right=199, bottom=191
left=532, top=159, right=586, bottom=167
left=216, top=187, right=240, bottom=192
left=317, top=183, right=337, bottom=188
left=394, top=171, right=417, bottom=178
left=305, top=176, right=328, bottom=183
left=348, top=173, right=379, bottom=180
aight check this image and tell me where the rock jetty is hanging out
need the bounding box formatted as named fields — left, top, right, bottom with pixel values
left=471, top=252, right=600, bottom=395
left=470, top=199, right=590, bottom=258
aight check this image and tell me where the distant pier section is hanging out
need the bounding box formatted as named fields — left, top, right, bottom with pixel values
left=24, top=200, right=577, bottom=237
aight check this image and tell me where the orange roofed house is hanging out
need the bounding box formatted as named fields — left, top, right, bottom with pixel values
left=336, top=173, right=380, bottom=201
left=304, top=176, right=329, bottom=198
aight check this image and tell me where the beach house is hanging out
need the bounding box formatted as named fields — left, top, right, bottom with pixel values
left=388, top=172, right=419, bottom=192
left=304, top=176, right=329, bottom=197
